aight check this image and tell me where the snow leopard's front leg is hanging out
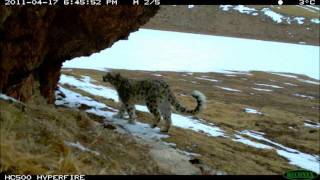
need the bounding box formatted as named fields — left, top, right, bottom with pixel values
left=124, top=103, right=136, bottom=124
left=113, top=103, right=126, bottom=119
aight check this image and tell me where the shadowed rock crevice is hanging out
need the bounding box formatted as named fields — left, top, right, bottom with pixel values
left=0, top=6, right=159, bottom=103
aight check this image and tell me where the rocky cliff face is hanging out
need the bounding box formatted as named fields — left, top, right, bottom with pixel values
left=0, top=6, right=158, bottom=103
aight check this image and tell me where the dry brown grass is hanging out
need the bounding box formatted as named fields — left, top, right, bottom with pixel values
left=61, top=68, right=319, bottom=174
left=246, top=5, right=320, bottom=19
left=144, top=5, right=320, bottom=46
left=0, top=96, right=165, bottom=174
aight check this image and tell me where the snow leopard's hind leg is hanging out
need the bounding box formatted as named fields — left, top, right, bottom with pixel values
left=146, top=100, right=162, bottom=128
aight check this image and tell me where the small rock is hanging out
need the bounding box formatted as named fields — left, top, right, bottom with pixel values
left=103, top=123, right=116, bottom=130
left=309, top=129, right=317, bottom=134
left=58, top=92, right=66, bottom=98
left=198, top=130, right=205, bottom=134
left=189, top=158, right=201, bottom=164
left=192, top=144, right=198, bottom=148
left=78, top=104, right=92, bottom=110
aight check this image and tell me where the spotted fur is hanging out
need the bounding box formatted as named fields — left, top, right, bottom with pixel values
left=103, top=72, right=207, bottom=132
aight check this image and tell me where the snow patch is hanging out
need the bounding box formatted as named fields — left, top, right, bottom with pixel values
left=306, top=5, right=320, bottom=11
left=176, top=149, right=201, bottom=157
left=59, top=74, right=119, bottom=102
left=270, top=72, right=298, bottom=79
left=215, top=86, right=241, bottom=92
left=64, top=141, right=100, bottom=156
left=289, top=126, right=297, bottom=131
left=224, top=74, right=236, bottom=77
left=135, top=105, right=225, bottom=138
left=261, top=8, right=307, bottom=25
left=219, top=5, right=233, bottom=11
left=172, top=116, right=226, bottom=137
left=293, top=17, right=305, bottom=24
left=297, top=79, right=320, bottom=85
left=232, top=134, right=272, bottom=149
left=220, top=5, right=258, bottom=16
left=233, top=5, right=258, bottom=15
left=261, top=8, right=284, bottom=23
left=296, top=5, right=317, bottom=13
left=310, top=18, right=320, bottom=24
left=195, top=77, right=219, bottom=82
left=152, top=73, right=163, bottom=77
left=254, top=83, right=283, bottom=89
left=270, top=72, right=319, bottom=85
left=252, top=88, right=273, bottom=92
left=284, top=83, right=298, bottom=86
left=304, top=120, right=320, bottom=129
left=0, top=93, right=19, bottom=103
left=56, top=88, right=169, bottom=141
left=55, top=87, right=107, bottom=109
left=244, top=108, right=263, bottom=115
left=214, top=70, right=252, bottom=76
left=63, top=29, right=320, bottom=80
left=81, top=75, right=96, bottom=83
left=293, top=93, right=315, bottom=99
left=238, top=130, right=320, bottom=173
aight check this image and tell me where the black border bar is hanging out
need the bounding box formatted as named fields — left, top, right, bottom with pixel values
left=0, top=174, right=289, bottom=180
left=1, top=0, right=320, bottom=6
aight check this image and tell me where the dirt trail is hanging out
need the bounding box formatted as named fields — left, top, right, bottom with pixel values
left=113, top=122, right=202, bottom=174
left=136, top=138, right=201, bottom=175
left=104, top=116, right=226, bottom=175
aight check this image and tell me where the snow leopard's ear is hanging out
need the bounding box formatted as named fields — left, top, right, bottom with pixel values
left=115, top=72, right=121, bottom=80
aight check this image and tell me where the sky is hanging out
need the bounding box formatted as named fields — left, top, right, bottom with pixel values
left=63, top=29, right=320, bottom=80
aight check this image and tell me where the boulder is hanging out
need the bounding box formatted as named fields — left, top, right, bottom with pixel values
left=0, top=6, right=159, bottom=103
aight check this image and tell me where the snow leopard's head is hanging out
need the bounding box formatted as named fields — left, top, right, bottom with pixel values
left=103, top=72, right=123, bottom=88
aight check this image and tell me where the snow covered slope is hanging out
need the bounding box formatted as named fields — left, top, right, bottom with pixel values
left=63, top=29, right=319, bottom=80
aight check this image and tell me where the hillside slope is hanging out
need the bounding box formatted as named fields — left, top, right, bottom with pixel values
left=0, top=95, right=166, bottom=174
left=144, top=5, right=320, bottom=46
left=2, top=68, right=318, bottom=174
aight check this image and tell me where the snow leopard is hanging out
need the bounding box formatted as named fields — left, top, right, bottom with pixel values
left=102, top=72, right=207, bottom=132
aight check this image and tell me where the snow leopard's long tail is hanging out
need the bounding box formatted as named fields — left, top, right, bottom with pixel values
left=169, top=90, right=207, bottom=115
